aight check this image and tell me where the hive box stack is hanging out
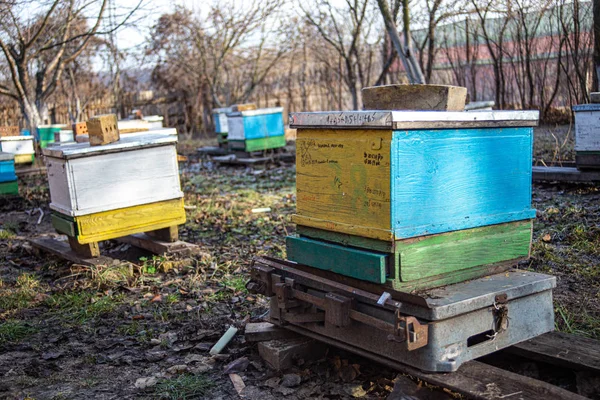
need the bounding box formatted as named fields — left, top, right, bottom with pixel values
left=43, top=116, right=185, bottom=257
left=0, top=134, right=35, bottom=164
left=227, top=106, right=286, bottom=152
left=213, top=107, right=232, bottom=146
left=573, top=93, right=600, bottom=169
left=37, top=124, right=67, bottom=148
left=288, top=109, right=539, bottom=290
left=247, top=87, right=555, bottom=372
left=0, top=152, right=18, bottom=196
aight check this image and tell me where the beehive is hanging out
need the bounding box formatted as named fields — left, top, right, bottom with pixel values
left=213, top=107, right=232, bottom=145
left=43, top=134, right=185, bottom=245
left=287, top=110, right=539, bottom=290
left=573, top=104, right=600, bottom=169
left=37, top=124, right=67, bottom=148
left=0, top=152, right=18, bottom=196
left=0, top=135, right=35, bottom=164
left=227, top=107, right=285, bottom=152
left=54, top=130, right=74, bottom=143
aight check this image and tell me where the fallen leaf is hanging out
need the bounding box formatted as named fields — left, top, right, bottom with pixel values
left=229, top=373, right=245, bottom=395
left=542, top=234, right=551, bottom=242
left=151, top=294, right=162, bottom=303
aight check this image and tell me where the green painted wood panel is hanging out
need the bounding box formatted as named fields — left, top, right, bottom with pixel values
left=397, top=220, right=532, bottom=281
left=286, top=236, right=387, bottom=284
left=0, top=180, right=18, bottom=195
left=295, top=220, right=532, bottom=287
left=245, top=135, right=286, bottom=152
left=51, top=213, right=77, bottom=237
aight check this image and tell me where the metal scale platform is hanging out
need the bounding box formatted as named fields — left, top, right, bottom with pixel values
left=247, top=257, right=556, bottom=372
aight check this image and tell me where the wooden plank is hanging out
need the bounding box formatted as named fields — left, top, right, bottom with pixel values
left=30, top=237, right=113, bottom=266
left=47, top=145, right=182, bottom=216
left=575, top=152, right=600, bottom=169
left=296, top=129, right=393, bottom=239
left=146, top=226, right=179, bottom=242
left=73, top=198, right=186, bottom=244
left=286, top=236, right=387, bottom=284
left=51, top=213, right=77, bottom=237
left=362, top=84, right=467, bottom=111
left=14, top=165, right=45, bottom=176
left=286, top=255, right=513, bottom=293
left=117, top=233, right=199, bottom=256
left=284, top=324, right=588, bottom=400
left=245, top=322, right=299, bottom=342
left=244, top=135, right=286, bottom=152
left=397, top=220, right=532, bottom=281
left=391, top=127, right=535, bottom=238
left=67, top=236, right=100, bottom=258
left=532, top=166, right=600, bottom=183
left=506, top=331, right=600, bottom=373
left=296, top=221, right=532, bottom=285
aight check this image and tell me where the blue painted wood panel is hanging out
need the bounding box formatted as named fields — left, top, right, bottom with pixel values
left=243, top=112, right=285, bottom=140
left=0, top=159, right=17, bottom=183
left=286, top=235, right=388, bottom=284
left=391, top=127, right=535, bottom=238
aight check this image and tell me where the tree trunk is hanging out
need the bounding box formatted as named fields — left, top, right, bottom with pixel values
left=594, top=0, right=600, bottom=91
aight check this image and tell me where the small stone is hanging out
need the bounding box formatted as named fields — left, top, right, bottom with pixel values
left=166, top=365, right=189, bottom=375
left=281, top=373, right=301, bottom=388
left=135, top=377, right=158, bottom=389
left=158, top=331, right=178, bottom=348
left=146, top=351, right=167, bottom=362
left=150, top=339, right=161, bottom=345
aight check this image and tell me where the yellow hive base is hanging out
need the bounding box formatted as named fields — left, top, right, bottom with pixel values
left=14, top=153, right=35, bottom=164
left=52, top=198, right=186, bottom=244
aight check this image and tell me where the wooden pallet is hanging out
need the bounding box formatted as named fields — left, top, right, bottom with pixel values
left=532, top=166, right=600, bottom=183
left=30, top=228, right=200, bottom=265
left=273, top=324, right=593, bottom=400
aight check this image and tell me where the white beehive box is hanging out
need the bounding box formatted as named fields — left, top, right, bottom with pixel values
left=43, top=134, right=183, bottom=217
left=0, top=135, right=35, bottom=155
left=573, top=104, right=600, bottom=152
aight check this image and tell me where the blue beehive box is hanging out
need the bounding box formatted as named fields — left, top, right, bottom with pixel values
left=227, top=107, right=286, bottom=152
left=0, top=152, right=18, bottom=195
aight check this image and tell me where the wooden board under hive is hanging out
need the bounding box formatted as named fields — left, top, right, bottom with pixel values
left=43, top=134, right=185, bottom=248
left=227, top=107, right=286, bottom=152
left=287, top=110, right=539, bottom=289
left=0, top=135, right=35, bottom=164
left=573, top=104, right=600, bottom=169
left=0, top=152, right=18, bottom=196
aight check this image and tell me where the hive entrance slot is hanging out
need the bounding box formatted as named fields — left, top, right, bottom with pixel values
left=467, top=329, right=495, bottom=347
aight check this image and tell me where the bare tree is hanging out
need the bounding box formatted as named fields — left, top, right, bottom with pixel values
left=300, top=0, right=375, bottom=109
left=0, top=0, right=141, bottom=132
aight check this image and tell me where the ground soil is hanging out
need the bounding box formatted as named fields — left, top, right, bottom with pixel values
left=0, top=128, right=598, bottom=399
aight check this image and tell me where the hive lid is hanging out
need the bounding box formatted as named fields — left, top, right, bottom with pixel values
left=42, top=133, right=178, bottom=160
left=0, top=151, right=14, bottom=161
left=289, top=110, right=539, bottom=130
left=0, top=135, right=34, bottom=141
left=228, top=107, right=284, bottom=117
left=572, top=104, right=600, bottom=112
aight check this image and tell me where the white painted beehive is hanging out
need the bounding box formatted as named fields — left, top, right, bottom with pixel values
left=43, top=134, right=183, bottom=217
